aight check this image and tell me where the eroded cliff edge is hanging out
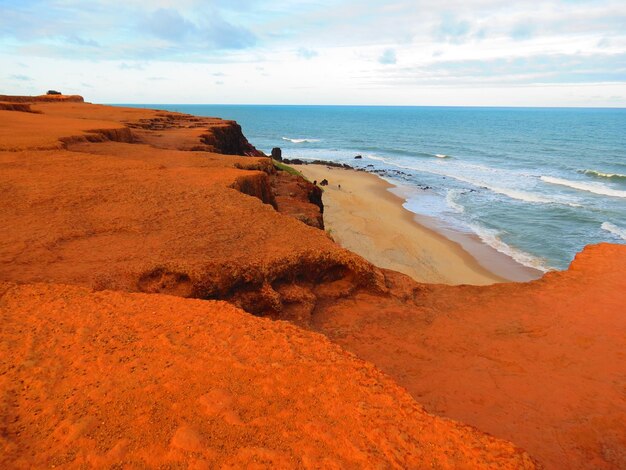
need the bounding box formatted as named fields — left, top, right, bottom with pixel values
left=0, top=98, right=624, bottom=469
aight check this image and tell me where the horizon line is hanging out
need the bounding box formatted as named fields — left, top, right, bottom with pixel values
left=108, top=103, right=626, bottom=110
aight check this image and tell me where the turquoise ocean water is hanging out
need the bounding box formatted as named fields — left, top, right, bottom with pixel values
left=121, top=105, right=626, bottom=272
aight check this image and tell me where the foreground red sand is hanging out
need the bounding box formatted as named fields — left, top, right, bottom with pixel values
left=0, top=282, right=535, bottom=468
left=313, top=244, right=626, bottom=469
left=0, top=97, right=624, bottom=468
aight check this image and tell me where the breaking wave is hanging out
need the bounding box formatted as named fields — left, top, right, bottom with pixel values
left=601, top=222, right=626, bottom=241
left=434, top=154, right=450, bottom=159
left=469, top=223, right=552, bottom=272
left=365, top=155, right=580, bottom=207
left=541, top=176, right=626, bottom=199
left=581, top=169, right=626, bottom=182
left=445, top=189, right=465, bottom=213
left=282, top=137, right=320, bottom=144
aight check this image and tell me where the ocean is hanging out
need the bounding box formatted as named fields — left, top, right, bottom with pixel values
left=121, top=104, right=626, bottom=273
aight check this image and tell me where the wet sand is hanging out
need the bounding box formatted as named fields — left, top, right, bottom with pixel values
left=297, top=164, right=542, bottom=285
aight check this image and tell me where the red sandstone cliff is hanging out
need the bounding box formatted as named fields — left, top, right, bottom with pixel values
left=0, top=93, right=84, bottom=103
left=0, top=97, right=623, bottom=468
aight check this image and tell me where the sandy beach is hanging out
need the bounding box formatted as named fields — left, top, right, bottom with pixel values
left=297, top=164, right=542, bottom=285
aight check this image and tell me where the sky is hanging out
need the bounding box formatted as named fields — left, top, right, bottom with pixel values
left=1, top=0, right=625, bottom=106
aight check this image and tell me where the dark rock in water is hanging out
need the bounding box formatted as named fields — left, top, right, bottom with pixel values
left=354, top=155, right=363, bottom=159
left=283, top=158, right=305, bottom=165
left=283, top=158, right=354, bottom=170
left=320, top=179, right=329, bottom=186
left=271, top=147, right=283, bottom=161
left=311, top=160, right=353, bottom=169
left=46, top=90, right=62, bottom=95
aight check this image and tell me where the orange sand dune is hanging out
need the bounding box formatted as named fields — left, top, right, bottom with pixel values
left=0, top=282, right=535, bottom=469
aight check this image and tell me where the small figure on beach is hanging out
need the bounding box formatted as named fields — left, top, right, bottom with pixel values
left=338, top=184, right=341, bottom=189
left=320, top=179, right=329, bottom=186
left=313, top=180, right=317, bottom=185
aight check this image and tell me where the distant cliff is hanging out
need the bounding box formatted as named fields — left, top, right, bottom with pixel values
left=0, top=93, right=85, bottom=103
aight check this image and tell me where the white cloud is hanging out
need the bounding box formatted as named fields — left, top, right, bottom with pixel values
left=379, top=49, right=397, bottom=65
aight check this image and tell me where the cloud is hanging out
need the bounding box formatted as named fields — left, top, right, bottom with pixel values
left=140, top=6, right=256, bottom=50
left=297, top=47, right=318, bottom=59
left=144, top=8, right=195, bottom=41
left=65, top=35, right=100, bottom=47
left=9, top=74, right=32, bottom=81
left=379, top=48, right=397, bottom=65
left=510, top=23, right=534, bottom=41
left=0, top=2, right=256, bottom=61
left=375, top=52, right=626, bottom=85
left=0, top=0, right=624, bottom=106
left=436, top=14, right=472, bottom=44
left=119, top=62, right=146, bottom=70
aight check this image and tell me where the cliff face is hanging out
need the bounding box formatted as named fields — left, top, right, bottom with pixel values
left=0, top=98, right=623, bottom=469
left=0, top=93, right=85, bottom=103
left=0, top=102, right=375, bottom=321
left=271, top=171, right=325, bottom=229
left=200, top=120, right=265, bottom=156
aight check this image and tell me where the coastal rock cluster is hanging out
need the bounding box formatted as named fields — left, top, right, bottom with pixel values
left=0, top=96, right=624, bottom=469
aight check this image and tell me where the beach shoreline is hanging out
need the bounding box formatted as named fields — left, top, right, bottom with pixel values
left=297, top=163, right=543, bottom=285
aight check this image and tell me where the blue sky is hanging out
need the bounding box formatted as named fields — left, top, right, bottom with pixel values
left=1, top=0, right=625, bottom=106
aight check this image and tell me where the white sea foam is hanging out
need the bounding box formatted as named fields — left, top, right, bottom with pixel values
left=460, top=181, right=581, bottom=207
left=445, top=189, right=465, bottom=213
left=582, top=169, right=626, bottom=181
left=484, top=186, right=556, bottom=204
left=469, top=223, right=552, bottom=272
left=541, top=176, right=626, bottom=199
left=363, top=155, right=580, bottom=207
left=435, top=154, right=450, bottom=159
left=282, top=137, right=320, bottom=144
left=601, top=222, right=626, bottom=241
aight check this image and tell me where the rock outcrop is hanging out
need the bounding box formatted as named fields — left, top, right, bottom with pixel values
left=271, top=171, right=325, bottom=229
left=271, top=147, right=282, bottom=161
left=0, top=102, right=39, bottom=113
left=200, top=120, right=263, bottom=156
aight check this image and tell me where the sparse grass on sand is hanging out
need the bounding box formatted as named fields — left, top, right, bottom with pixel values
left=273, top=159, right=310, bottom=181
